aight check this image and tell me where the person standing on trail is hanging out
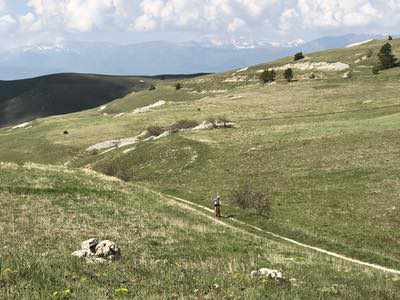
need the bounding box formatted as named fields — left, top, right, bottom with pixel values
left=212, top=194, right=221, bottom=218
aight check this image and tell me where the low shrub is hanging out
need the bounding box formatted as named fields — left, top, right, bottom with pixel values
left=259, top=69, right=276, bottom=83
left=229, top=181, right=272, bottom=217
left=149, top=84, right=156, bottom=91
left=168, top=119, right=199, bottom=133
left=102, top=163, right=133, bottom=181
left=146, top=125, right=164, bottom=137
left=175, top=83, right=182, bottom=90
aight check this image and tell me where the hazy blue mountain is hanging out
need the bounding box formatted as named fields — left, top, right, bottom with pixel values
left=0, top=33, right=386, bottom=80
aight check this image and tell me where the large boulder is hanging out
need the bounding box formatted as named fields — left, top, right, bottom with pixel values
left=72, top=238, right=121, bottom=263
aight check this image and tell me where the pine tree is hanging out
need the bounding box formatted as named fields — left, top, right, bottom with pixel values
left=259, top=68, right=276, bottom=83
left=284, top=68, right=294, bottom=82
left=378, top=43, right=397, bottom=70
left=175, top=82, right=182, bottom=90
left=294, top=52, right=304, bottom=61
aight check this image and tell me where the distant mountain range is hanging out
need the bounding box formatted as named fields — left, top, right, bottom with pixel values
left=0, top=33, right=386, bottom=80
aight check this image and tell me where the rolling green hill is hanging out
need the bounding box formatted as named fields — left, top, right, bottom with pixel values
left=1, top=162, right=399, bottom=299
left=1, top=38, right=400, bottom=298
left=0, top=73, right=155, bottom=128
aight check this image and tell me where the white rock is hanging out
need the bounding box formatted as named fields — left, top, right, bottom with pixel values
left=250, top=268, right=284, bottom=280
left=71, top=249, right=92, bottom=258
left=72, top=239, right=121, bottom=262
left=86, top=137, right=140, bottom=152
left=12, top=122, right=31, bottom=129
left=237, top=67, right=248, bottom=72
left=273, top=61, right=349, bottom=72
left=81, top=238, right=98, bottom=251
left=346, top=39, right=373, bottom=48
left=192, top=121, right=215, bottom=131
left=133, top=100, right=166, bottom=114
left=95, top=240, right=121, bottom=260
left=113, top=113, right=125, bottom=118
left=123, top=147, right=136, bottom=154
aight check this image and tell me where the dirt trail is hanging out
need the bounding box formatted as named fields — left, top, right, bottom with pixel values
left=161, top=193, right=400, bottom=275
left=13, top=163, right=400, bottom=275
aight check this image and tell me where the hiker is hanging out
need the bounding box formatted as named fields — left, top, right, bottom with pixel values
left=212, top=194, right=221, bottom=218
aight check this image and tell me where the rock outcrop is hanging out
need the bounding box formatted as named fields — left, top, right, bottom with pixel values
left=72, top=238, right=121, bottom=263
left=250, top=268, right=284, bottom=281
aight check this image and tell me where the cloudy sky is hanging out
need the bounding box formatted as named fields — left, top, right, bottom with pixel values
left=0, top=0, right=399, bottom=49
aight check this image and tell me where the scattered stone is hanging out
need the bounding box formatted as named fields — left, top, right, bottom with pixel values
left=236, top=67, right=249, bottom=72
left=72, top=238, right=121, bottom=263
left=113, top=113, right=125, bottom=118
left=12, top=122, right=31, bottom=129
left=123, top=147, right=136, bottom=154
left=250, top=268, right=284, bottom=281
left=133, top=100, right=166, bottom=114
left=144, top=130, right=171, bottom=141
left=272, top=61, right=350, bottom=72
left=192, top=120, right=235, bottom=131
left=346, top=39, right=373, bottom=48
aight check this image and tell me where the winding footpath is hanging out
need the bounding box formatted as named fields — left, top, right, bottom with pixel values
left=160, top=192, right=400, bottom=276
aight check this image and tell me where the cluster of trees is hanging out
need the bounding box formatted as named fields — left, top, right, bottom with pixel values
left=259, top=67, right=294, bottom=83
left=259, top=51, right=307, bottom=83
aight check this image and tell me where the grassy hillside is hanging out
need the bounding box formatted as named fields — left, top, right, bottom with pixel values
left=2, top=38, right=400, bottom=298
left=0, top=73, right=153, bottom=128
left=1, top=163, right=399, bottom=299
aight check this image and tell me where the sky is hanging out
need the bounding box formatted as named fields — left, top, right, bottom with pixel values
left=0, top=0, right=399, bottom=49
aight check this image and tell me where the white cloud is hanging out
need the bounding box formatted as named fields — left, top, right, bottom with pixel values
left=19, top=12, right=42, bottom=32
left=296, top=0, right=381, bottom=28
left=132, top=0, right=279, bottom=33
left=0, top=14, right=16, bottom=32
left=0, top=0, right=6, bottom=11
left=26, top=0, right=133, bottom=32
left=228, top=17, right=246, bottom=32
left=1, top=0, right=400, bottom=47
